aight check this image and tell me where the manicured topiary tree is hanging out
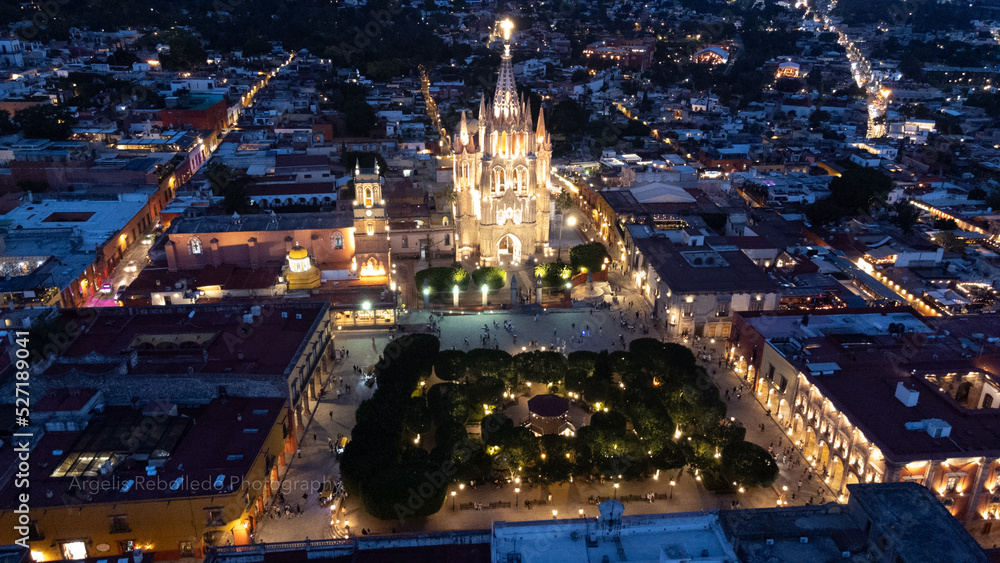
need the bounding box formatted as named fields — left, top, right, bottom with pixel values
left=414, top=266, right=470, bottom=294
left=570, top=242, right=608, bottom=275
left=472, top=266, right=507, bottom=290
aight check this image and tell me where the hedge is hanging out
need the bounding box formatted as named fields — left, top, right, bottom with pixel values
left=415, top=266, right=470, bottom=293
left=471, top=267, right=507, bottom=290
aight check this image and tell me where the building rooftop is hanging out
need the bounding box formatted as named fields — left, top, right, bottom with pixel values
left=848, top=482, right=988, bottom=563
left=204, top=531, right=491, bottom=563
left=634, top=236, right=779, bottom=294
left=0, top=192, right=155, bottom=247
left=492, top=512, right=737, bottom=563
left=169, top=211, right=352, bottom=234
left=0, top=397, right=286, bottom=509
left=745, top=309, right=934, bottom=339
left=721, top=482, right=988, bottom=563
left=40, top=302, right=327, bottom=380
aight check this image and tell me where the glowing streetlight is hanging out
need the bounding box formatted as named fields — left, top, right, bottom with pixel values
left=482, top=283, right=489, bottom=306
left=453, top=284, right=460, bottom=307
left=613, top=483, right=620, bottom=500
left=557, top=215, right=578, bottom=261
left=515, top=487, right=520, bottom=507
left=670, top=480, right=676, bottom=498
left=451, top=490, right=457, bottom=510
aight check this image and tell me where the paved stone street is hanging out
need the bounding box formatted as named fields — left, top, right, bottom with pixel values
left=254, top=296, right=835, bottom=542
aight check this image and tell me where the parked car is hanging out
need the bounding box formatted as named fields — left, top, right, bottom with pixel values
left=115, top=284, right=127, bottom=300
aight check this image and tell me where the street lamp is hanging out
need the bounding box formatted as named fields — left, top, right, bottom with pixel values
left=613, top=483, right=619, bottom=500
left=453, top=284, right=460, bottom=307
left=451, top=490, right=457, bottom=510
left=558, top=215, right=577, bottom=261
left=482, top=283, right=488, bottom=307
left=670, top=480, right=676, bottom=499
left=515, top=487, right=520, bottom=507
left=552, top=509, right=558, bottom=519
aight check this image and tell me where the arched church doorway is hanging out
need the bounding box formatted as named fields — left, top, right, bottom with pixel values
left=497, top=234, right=522, bottom=265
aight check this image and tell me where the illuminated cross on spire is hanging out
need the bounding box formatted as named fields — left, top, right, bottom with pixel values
left=500, top=19, right=514, bottom=43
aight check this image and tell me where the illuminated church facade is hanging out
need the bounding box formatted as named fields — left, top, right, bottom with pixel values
left=452, top=20, right=552, bottom=266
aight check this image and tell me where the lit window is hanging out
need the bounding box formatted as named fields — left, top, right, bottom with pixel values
left=364, top=187, right=373, bottom=207
left=188, top=237, right=203, bottom=255
left=333, top=232, right=344, bottom=249
left=366, top=222, right=374, bottom=236
left=61, top=542, right=87, bottom=560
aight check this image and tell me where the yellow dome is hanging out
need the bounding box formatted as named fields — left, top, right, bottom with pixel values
left=288, top=246, right=308, bottom=260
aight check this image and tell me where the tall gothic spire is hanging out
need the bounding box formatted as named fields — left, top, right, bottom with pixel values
left=493, top=19, right=518, bottom=119
left=535, top=106, right=547, bottom=145
left=459, top=110, right=469, bottom=147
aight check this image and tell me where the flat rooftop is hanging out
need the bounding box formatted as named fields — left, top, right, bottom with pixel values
left=0, top=397, right=286, bottom=508
left=169, top=211, right=352, bottom=234
left=634, top=236, right=778, bottom=294
left=492, top=513, right=738, bottom=563
left=745, top=309, right=934, bottom=339
left=849, top=483, right=988, bottom=563
left=807, top=358, right=1000, bottom=461
left=0, top=193, right=155, bottom=247
left=722, top=483, right=988, bottom=562
left=41, top=302, right=327, bottom=378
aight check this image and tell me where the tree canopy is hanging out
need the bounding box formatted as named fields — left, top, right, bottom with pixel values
left=15, top=105, right=76, bottom=141
left=570, top=242, right=609, bottom=275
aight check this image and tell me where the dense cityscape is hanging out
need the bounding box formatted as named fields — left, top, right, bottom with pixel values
left=0, top=0, right=999, bottom=561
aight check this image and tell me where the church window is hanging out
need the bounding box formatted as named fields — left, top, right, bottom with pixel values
left=445, top=234, right=451, bottom=246
left=366, top=221, right=374, bottom=236
left=364, top=187, right=373, bottom=207
left=189, top=237, right=203, bottom=255
left=402, top=236, right=409, bottom=248
left=333, top=232, right=344, bottom=249
left=516, top=166, right=528, bottom=193
left=442, top=216, right=449, bottom=226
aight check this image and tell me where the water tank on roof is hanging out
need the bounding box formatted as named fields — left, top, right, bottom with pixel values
left=895, top=382, right=919, bottom=407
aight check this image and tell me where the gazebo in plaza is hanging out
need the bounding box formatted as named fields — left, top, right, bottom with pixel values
left=527, top=394, right=574, bottom=436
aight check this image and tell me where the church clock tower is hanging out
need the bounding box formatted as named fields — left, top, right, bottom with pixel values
left=453, top=19, right=552, bottom=267
left=352, top=161, right=391, bottom=279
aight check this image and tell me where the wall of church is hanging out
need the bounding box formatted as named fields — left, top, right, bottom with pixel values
left=167, top=229, right=355, bottom=271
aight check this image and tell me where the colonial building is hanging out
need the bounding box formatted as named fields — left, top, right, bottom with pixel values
left=453, top=20, right=552, bottom=266
left=728, top=308, right=1000, bottom=545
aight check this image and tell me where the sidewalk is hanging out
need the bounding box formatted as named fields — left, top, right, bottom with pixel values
left=691, top=339, right=837, bottom=506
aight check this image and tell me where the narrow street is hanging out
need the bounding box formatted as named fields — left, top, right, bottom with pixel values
left=85, top=56, right=296, bottom=307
